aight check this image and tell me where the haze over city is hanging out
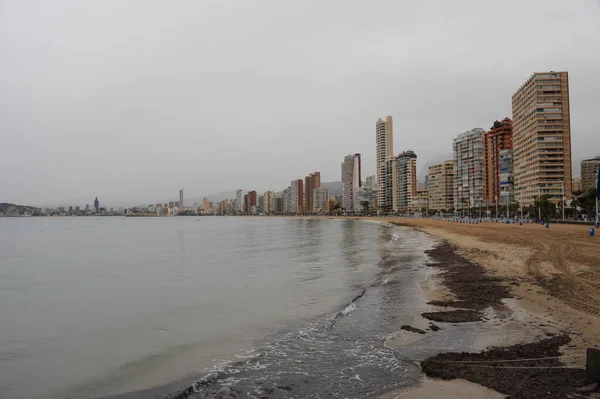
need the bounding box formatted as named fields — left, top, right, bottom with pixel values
left=2, top=1, right=600, bottom=206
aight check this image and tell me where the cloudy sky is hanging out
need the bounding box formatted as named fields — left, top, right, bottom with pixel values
left=1, top=1, right=599, bottom=206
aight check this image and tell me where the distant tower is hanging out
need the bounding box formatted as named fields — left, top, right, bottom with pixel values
left=179, top=189, right=184, bottom=209
left=94, top=197, right=99, bottom=212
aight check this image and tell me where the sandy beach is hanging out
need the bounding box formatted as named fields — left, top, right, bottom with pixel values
left=375, top=217, right=600, bottom=398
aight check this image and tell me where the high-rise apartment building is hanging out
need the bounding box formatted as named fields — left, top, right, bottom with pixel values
left=247, top=191, right=257, bottom=214
left=179, top=189, right=184, bottom=209
left=202, top=197, right=210, bottom=211
left=485, top=118, right=514, bottom=205
left=282, top=187, right=291, bottom=214
left=258, top=195, right=264, bottom=213
left=512, top=72, right=572, bottom=206
left=383, top=158, right=397, bottom=212
left=290, top=179, right=304, bottom=214
left=453, top=128, right=486, bottom=210
left=376, top=116, right=393, bottom=209
left=341, top=154, right=361, bottom=211
left=236, top=190, right=243, bottom=212
left=396, top=150, right=418, bottom=212
left=304, top=172, right=321, bottom=214
left=312, top=187, right=329, bottom=213
left=263, top=191, right=275, bottom=214
left=365, top=175, right=377, bottom=190
left=271, top=196, right=283, bottom=215
left=581, top=157, right=600, bottom=191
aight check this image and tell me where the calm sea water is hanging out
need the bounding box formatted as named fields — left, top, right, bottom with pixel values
left=0, top=217, right=436, bottom=399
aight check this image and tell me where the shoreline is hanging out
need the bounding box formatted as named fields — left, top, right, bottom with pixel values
left=374, top=217, right=600, bottom=398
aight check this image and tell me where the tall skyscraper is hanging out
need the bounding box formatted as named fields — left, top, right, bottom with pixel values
left=304, top=172, right=321, bottom=214
left=512, top=71, right=572, bottom=206
left=396, top=150, right=418, bottom=212
left=290, top=179, right=304, bottom=213
left=94, top=197, right=99, bottom=212
left=581, top=157, right=600, bottom=191
left=236, top=190, right=243, bottom=212
left=179, top=189, right=184, bottom=209
left=376, top=116, right=393, bottom=208
left=428, top=160, right=454, bottom=211
left=341, top=154, right=361, bottom=211
left=484, top=118, right=514, bottom=205
left=453, top=128, right=486, bottom=210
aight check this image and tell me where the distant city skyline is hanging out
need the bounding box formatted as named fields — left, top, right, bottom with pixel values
left=2, top=1, right=600, bottom=206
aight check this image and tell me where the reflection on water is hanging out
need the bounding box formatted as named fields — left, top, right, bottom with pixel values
left=0, top=217, right=439, bottom=399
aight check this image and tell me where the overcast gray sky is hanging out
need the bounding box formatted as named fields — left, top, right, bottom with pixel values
left=1, top=0, right=599, bottom=206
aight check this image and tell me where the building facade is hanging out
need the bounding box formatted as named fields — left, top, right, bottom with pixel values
left=581, top=157, right=600, bottom=191
left=498, top=149, right=514, bottom=206
left=304, top=172, right=321, bottom=214
left=236, top=190, right=243, bottom=212
left=244, top=190, right=257, bottom=214
left=263, top=191, right=275, bottom=214
left=484, top=118, right=513, bottom=205
left=428, top=160, right=454, bottom=211
left=354, top=187, right=377, bottom=213
left=365, top=175, right=377, bottom=190
left=572, top=176, right=582, bottom=193
left=383, top=158, right=397, bottom=212
left=179, top=189, right=184, bottom=209
left=512, top=71, right=572, bottom=206
left=411, top=190, right=429, bottom=212
left=282, top=187, right=291, bottom=214
left=395, top=150, right=418, bottom=212
left=290, top=179, right=304, bottom=214
left=376, top=116, right=394, bottom=210
left=453, top=128, right=486, bottom=210
left=341, top=153, right=361, bottom=211
left=312, top=187, right=329, bottom=213
left=271, top=196, right=283, bottom=215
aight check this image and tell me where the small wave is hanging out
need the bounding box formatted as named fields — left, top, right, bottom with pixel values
left=342, top=302, right=356, bottom=316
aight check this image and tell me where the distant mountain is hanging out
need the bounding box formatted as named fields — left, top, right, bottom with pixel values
left=0, top=203, right=39, bottom=216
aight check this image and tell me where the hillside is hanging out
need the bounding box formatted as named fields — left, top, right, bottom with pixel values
left=0, top=203, right=39, bottom=216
